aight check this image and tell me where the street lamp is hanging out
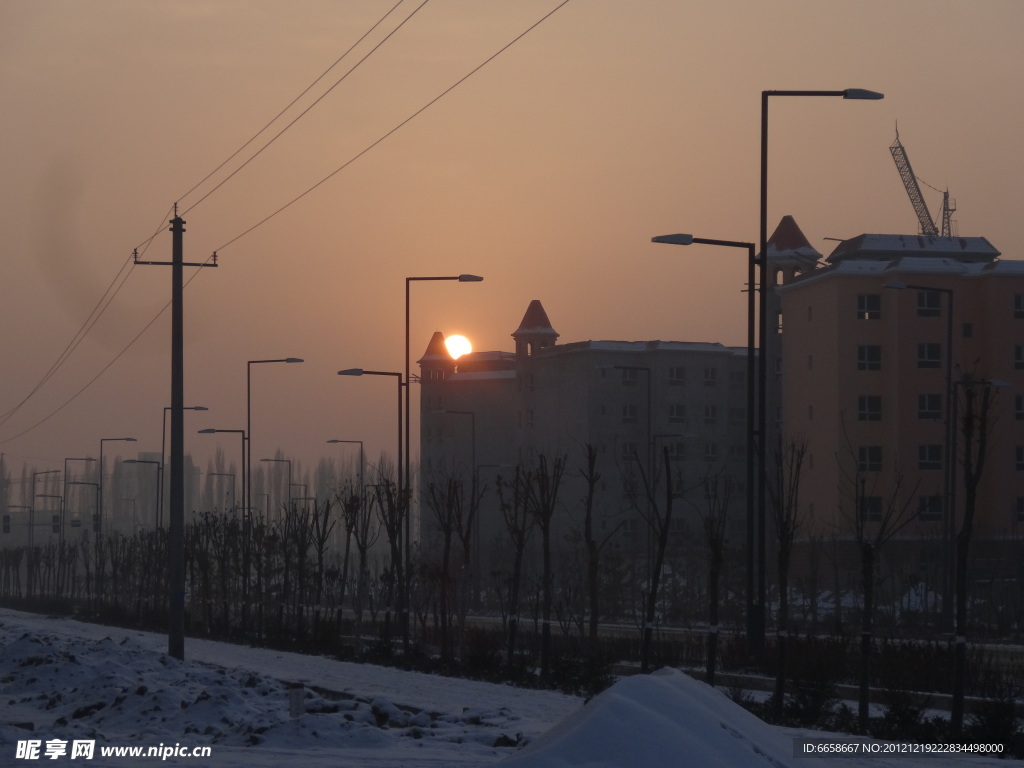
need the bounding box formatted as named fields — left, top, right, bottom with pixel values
left=69, top=481, right=100, bottom=536
left=99, top=437, right=136, bottom=535
left=31, top=469, right=61, bottom=548
left=124, top=459, right=163, bottom=529
left=758, top=86, right=884, bottom=650
left=339, top=367, right=407, bottom=649
left=207, top=472, right=237, bottom=511
left=162, top=406, right=207, bottom=524
left=327, top=439, right=364, bottom=497
left=63, top=457, right=95, bottom=546
left=405, top=275, right=484, bottom=534
left=248, top=358, right=303, bottom=534
left=652, top=233, right=758, bottom=646
left=259, top=457, right=292, bottom=517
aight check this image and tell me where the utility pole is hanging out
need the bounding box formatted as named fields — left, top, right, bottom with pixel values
left=135, top=210, right=217, bottom=659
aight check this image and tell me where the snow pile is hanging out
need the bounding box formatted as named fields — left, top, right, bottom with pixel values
left=0, top=609, right=1010, bottom=767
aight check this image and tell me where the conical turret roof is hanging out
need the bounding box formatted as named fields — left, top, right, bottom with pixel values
left=512, top=300, right=558, bottom=340
left=764, top=215, right=821, bottom=268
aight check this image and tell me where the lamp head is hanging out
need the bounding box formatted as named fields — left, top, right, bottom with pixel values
left=458, top=274, right=484, bottom=282
left=338, top=368, right=364, bottom=376
left=285, top=358, right=303, bottom=364
left=843, top=88, right=884, bottom=100
left=651, top=234, right=694, bottom=246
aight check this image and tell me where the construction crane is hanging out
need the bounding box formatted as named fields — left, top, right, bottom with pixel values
left=890, top=128, right=956, bottom=237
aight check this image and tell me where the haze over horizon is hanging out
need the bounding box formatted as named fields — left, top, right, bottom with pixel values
left=2, top=0, right=1022, bottom=487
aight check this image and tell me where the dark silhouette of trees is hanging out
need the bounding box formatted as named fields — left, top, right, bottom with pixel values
left=837, top=419, right=918, bottom=732
left=765, top=437, right=809, bottom=713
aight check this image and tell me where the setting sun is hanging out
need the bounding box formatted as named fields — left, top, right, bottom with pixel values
left=444, top=334, right=472, bottom=359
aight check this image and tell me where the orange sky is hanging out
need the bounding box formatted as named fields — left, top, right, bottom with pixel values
left=2, top=0, right=1023, bottom=484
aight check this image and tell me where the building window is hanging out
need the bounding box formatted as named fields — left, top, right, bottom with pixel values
left=917, top=290, right=941, bottom=317
left=858, top=446, right=882, bottom=472
left=917, top=343, right=942, bottom=368
left=704, top=442, right=718, bottom=462
left=1017, top=395, right=1024, bottom=421
left=1017, top=497, right=1024, bottom=523
left=703, top=367, right=718, bottom=386
left=621, top=441, right=639, bottom=461
left=669, top=404, right=686, bottom=423
left=857, top=345, right=881, bottom=371
left=729, top=370, right=745, bottom=387
left=918, top=393, right=942, bottom=420
left=1016, top=345, right=1024, bottom=370
left=858, top=395, right=882, bottom=421
left=918, top=495, right=943, bottom=522
left=1016, top=294, right=1024, bottom=319
left=621, top=368, right=639, bottom=386
left=525, top=409, right=534, bottom=428
left=669, top=366, right=686, bottom=385
left=704, top=405, right=718, bottom=424
left=1016, top=446, right=1024, bottom=471
left=918, top=444, right=943, bottom=470
left=857, top=293, right=881, bottom=320
left=622, top=403, right=638, bottom=424
left=860, top=496, right=883, bottom=523
left=666, top=441, right=687, bottom=460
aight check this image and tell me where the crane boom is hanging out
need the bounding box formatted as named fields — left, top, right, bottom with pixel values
left=890, top=133, right=938, bottom=237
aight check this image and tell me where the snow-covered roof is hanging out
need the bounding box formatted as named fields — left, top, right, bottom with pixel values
left=826, top=233, right=1000, bottom=264
left=781, top=255, right=1024, bottom=292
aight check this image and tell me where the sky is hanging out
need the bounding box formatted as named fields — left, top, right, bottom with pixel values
left=1, top=606, right=1007, bottom=767
left=2, top=0, right=1023, bottom=488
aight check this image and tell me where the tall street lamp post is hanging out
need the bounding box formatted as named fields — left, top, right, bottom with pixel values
left=63, top=457, right=95, bottom=546
left=30, top=470, right=60, bottom=549
left=162, top=406, right=207, bottom=527
left=339, top=367, right=406, bottom=650
left=124, top=459, right=163, bottom=529
left=651, top=233, right=758, bottom=646
left=758, top=87, right=883, bottom=650
left=199, top=428, right=248, bottom=625
left=259, top=457, right=293, bottom=517
left=99, top=437, right=136, bottom=535
left=247, top=358, right=303, bottom=531
left=327, top=439, right=364, bottom=497
left=405, top=275, right=483, bottom=611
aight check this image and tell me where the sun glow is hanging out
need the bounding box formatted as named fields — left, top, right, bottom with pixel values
left=444, top=334, right=472, bottom=359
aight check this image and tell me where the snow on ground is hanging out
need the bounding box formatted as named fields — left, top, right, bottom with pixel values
left=0, top=608, right=1012, bottom=767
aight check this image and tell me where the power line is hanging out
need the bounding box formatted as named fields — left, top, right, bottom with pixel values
left=214, top=0, right=573, bottom=255
left=0, top=256, right=215, bottom=445
left=179, top=0, right=421, bottom=216
left=0, top=4, right=418, bottom=436
left=0, top=206, right=174, bottom=431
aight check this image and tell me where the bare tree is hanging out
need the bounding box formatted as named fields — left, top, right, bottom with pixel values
left=524, top=453, right=566, bottom=679
left=580, top=444, right=623, bottom=663
left=631, top=446, right=683, bottom=674
left=837, top=419, right=918, bottom=732
left=424, top=475, right=461, bottom=662
left=495, top=465, right=534, bottom=671
left=951, top=373, right=999, bottom=733
left=764, top=437, right=809, bottom=713
left=698, top=465, right=733, bottom=687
